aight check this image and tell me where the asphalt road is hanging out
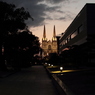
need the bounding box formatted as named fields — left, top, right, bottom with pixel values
left=0, top=65, right=59, bottom=95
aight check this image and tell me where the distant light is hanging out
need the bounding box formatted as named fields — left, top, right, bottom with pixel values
left=51, top=65, right=53, bottom=67
left=47, top=53, right=48, bottom=56
left=2, top=46, right=4, bottom=55
left=48, top=64, right=50, bottom=66
left=60, top=67, right=63, bottom=72
left=45, top=63, right=47, bottom=65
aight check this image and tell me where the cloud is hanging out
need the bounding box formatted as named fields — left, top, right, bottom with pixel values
left=45, top=0, right=69, bottom=4
left=45, top=6, right=60, bottom=12
left=1, top=0, right=47, bottom=27
left=45, top=16, right=53, bottom=20
left=57, top=10, right=65, bottom=13
left=1, top=0, right=77, bottom=28
left=55, top=11, right=75, bottom=21
left=59, top=17, right=66, bottom=20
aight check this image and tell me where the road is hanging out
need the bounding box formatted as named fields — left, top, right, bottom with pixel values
left=0, top=65, right=59, bottom=95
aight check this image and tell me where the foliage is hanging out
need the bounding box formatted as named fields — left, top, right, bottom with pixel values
left=48, top=53, right=59, bottom=65
left=0, top=1, right=35, bottom=70
left=0, top=1, right=32, bottom=36
left=4, top=30, right=40, bottom=69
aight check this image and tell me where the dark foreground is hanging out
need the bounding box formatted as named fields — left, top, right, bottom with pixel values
left=57, top=68, right=95, bottom=95
left=0, top=65, right=59, bottom=95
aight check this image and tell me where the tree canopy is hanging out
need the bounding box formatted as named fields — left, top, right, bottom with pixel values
left=4, top=30, right=40, bottom=68
left=0, top=1, right=40, bottom=70
left=0, top=1, right=32, bottom=40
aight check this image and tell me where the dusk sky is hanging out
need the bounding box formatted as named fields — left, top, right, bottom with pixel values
left=2, top=0, right=95, bottom=43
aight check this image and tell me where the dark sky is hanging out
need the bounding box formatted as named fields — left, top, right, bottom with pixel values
left=1, top=0, right=75, bottom=28
left=2, top=0, right=94, bottom=41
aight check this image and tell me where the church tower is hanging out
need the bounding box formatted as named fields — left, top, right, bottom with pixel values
left=52, top=25, right=57, bottom=41
left=42, top=25, right=47, bottom=56
left=42, top=25, right=47, bottom=41
left=42, top=25, right=58, bottom=57
left=52, top=25, right=57, bottom=53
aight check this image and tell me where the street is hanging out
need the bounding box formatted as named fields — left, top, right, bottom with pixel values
left=0, top=65, right=59, bottom=95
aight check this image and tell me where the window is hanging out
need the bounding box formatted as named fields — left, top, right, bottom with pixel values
left=68, top=35, right=71, bottom=42
left=66, top=38, right=68, bottom=43
left=78, top=25, right=83, bottom=33
left=71, top=30, right=78, bottom=39
left=60, top=40, right=65, bottom=45
left=65, top=39, right=67, bottom=44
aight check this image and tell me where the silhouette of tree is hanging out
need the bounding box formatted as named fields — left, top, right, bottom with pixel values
left=4, top=30, right=40, bottom=69
left=0, top=1, right=33, bottom=70
left=49, top=53, right=59, bottom=65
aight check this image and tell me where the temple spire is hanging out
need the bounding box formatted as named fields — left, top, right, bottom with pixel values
left=43, top=25, right=46, bottom=38
left=52, top=25, right=57, bottom=41
left=53, top=25, right=56, bottom=37
left=42, top=25, right=47, bottom=41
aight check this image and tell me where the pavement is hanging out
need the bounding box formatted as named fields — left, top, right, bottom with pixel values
left=0, top=65, right=59, bottom=95
left=1, top=65, right=95, bottom=95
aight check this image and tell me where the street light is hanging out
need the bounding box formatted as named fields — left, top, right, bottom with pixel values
left=51, top=64, right=53, bottom=68
left=60, top=67, right=63, bottom=72
left=45, top=63, right=47, bottom=65
left=48, top=64, right=50, bottom=66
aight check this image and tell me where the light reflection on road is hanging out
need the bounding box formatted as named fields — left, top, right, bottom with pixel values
left=51, top=70, right=79, bottom=73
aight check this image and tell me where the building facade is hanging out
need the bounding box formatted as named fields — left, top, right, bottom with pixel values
left=42, top=25, right=58, bottom=57
left=59, top=3, right=95, bottom=63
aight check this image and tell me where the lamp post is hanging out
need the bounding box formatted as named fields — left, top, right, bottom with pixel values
left=60, top=67, right=63, bottom=72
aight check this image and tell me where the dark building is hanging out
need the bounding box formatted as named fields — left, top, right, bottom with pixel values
left=59, top=3, right=95, bottom=64
left=56, top=35, right=61, bottom=55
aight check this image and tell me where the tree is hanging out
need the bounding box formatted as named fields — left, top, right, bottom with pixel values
left=4, top=30, right=40, bottom=69
left=0, top=1, right=33, bottom=70
left=49, top=53, right=59, bottom=65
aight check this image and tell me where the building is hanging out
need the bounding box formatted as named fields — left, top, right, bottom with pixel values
left=59, top=3, right=95, bottom=63
left=42, top=25, right=58, bottom=57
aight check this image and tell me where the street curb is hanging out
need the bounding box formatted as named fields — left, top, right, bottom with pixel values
left=45, top=67, right=75, bottom=95
left=52, top=74, right=75, bottom=95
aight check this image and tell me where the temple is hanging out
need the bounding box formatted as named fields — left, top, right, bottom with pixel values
left=42, top=25, right=57, bottom=56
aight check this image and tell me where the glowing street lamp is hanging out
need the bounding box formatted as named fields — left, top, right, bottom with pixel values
left=45, top=63, right=47, bottom=65
left=51, top=64, right=53, bottom=68
left=60, top=67, right=63, bottom=72
left=48, top=64, right=50, bottom=66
